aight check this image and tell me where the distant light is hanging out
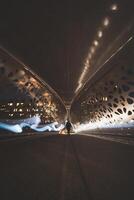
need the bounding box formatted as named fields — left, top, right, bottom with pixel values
left=43, top=92, right=49, bottom=97
left=85, top=59, right=89, bottom=65
left=98, top=30, right=103, bottom=38
left=103, top=17, right=109, bottom=26
left=88, top=53, right=92, bottom=59
left=110, top=3, right=118, bottom=11
left=103, top=97, right=108, bottom=101
left=38, top=102, right=43, bottom=107
left=94, top=40, right=99, bottom=46
left=91, top=46, right=95, bottom=54
left=84, top=65, right=88, bottom=70
left=8, top=103, right=13, bottom=106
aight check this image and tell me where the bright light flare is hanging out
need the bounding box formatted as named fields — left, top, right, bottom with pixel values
left=0, top=122, right=22, bottom=133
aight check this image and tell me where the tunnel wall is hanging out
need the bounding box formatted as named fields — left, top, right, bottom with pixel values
left=71, top=43, right=134, bottom=130
left=0, top=47, right=66, bottom=124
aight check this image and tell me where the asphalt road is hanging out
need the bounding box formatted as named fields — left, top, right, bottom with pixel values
left=0, top=133, right=134, bottom=200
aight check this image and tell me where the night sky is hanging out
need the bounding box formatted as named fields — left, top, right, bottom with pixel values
left=0, top=0, right=133, bottom=101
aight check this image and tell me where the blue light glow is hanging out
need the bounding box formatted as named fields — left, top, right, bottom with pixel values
left=0, top=115, right=64, bottom=133
left=0, top=122, right=22, bottom=133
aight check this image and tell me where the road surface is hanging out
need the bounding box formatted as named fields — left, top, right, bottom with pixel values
left=0, top=133, right=134, bottom=200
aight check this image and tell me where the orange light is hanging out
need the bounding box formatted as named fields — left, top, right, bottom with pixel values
left=43, top=92, right=49, bottom=97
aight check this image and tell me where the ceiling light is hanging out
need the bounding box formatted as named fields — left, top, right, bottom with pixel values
left=91, top=47, right=95, bottom=53
left=85, top=66, right=88, bottom=70
left=88, top=53, right=92, bottom=59
left=98, top=30, right=103, bottom=38
left=85, top=59, right=89, bottom=65
left=94, top=40, right=99, bottom=46
left=110, top=3, right=118, bottom=11
left=103, top=17, right=109, bottom=27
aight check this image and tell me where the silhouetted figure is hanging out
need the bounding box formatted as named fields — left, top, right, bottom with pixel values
left=65, top=120, right=72, bottom=135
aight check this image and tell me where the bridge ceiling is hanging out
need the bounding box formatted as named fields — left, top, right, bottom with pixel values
left=0, top=0, right=134, bottom=102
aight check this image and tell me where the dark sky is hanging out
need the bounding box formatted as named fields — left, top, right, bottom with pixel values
left=0, top=0, right=133, bottom=101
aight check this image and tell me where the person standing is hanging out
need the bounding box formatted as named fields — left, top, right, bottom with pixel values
left=65, top=120, right=72, bottom=135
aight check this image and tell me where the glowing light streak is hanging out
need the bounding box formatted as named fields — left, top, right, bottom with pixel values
left=0, top=122, right=22, bottom=133
left=0, top=115, right=64, bottom=133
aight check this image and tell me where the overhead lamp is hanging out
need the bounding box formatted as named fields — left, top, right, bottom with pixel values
left=110, top=3, right=118, bottom=11
left=84, top=66, right=88, bottom=70
left=94, top=40, right=99, bottom=46
left=103, top=17, right=109, bottom=27
left=98, top=30, right=103, bottom=38
left=88, top=53, right=92, bottom=59
left=85, top=59, right=89, bottom=65
left=91, top=46, right=95, bottom=54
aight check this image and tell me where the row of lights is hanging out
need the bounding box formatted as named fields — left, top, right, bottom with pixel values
left=75, top=3, right=118, bottom=93
left=8, top=100, right=56, bottom=109
left=8, top=102, right=24, bottom=107
left=9, top=113, right=25, bottom=117
left=8, top=109, right=55, bottom=118
left=81, top=96, right=108, bottom=106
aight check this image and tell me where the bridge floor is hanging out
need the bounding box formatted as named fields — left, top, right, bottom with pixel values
left=0, top=133, right=134, bottom=200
